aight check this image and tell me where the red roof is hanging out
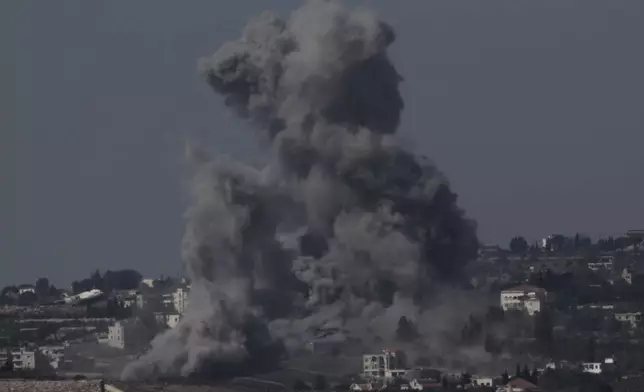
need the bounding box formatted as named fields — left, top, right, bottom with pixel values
left=507, top=377, right=539, bottom=389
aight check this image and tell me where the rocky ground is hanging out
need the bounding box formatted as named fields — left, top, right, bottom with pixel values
left=0, top=380, right=102, bottom=392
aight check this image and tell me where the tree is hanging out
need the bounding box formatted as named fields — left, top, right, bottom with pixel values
left=510, top=236, right=529, bottom=254
left=515, top=364, right=521, bottom=378
left=530, top=367, right=539, bottom=384
left=90, top=270, right=103, bottom=290
left=501, top=370, right=510, bottom=385
left=546, top=235, right=566, bottom=252
left=314, top=375, right=327, bottom=391
left=0, top=286, right=18, bottom=306
left=586, top=338, right=596, bottom=362
left=534, top=310, right=554, bottom=354
left=521, top=365, right=531, bottom=380
left=71, top=279, right=93, bottom=294
left=103, top=269, right=142, bottom=291
left=35, top=277, right=50, bottom=301
left=71, top=281, right=80, bottom=295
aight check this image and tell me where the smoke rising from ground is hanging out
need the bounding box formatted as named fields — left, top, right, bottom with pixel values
left=121, top=0, right=478, bottom=381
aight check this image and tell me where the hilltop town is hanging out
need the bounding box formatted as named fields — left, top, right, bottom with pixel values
left=1, top=230, right=644, bottom=392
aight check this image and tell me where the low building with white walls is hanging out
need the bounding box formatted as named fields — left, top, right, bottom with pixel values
left=141, top=279, right=155, bottom=288
left=501, top=285, right=547, bottom=315
left=13, top=348, right=35, bottom=370
left=350, top=383, right=376, bottom=391
left=18, top=285, right=36, bottom=295
left=155, top=312, right=181, bottom=329
left=582, top=358, right=615, bottom=374
left=614, top=312, right=642, bottom=328
left=0, top=348, right=48, bottom=370
left=582, top=362, right=603, bottom=374
left=409, top=379, right=442, bottom=390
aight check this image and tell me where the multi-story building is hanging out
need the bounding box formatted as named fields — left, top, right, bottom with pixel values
left=362, top=349, right=407, bottom=380
left=500, top=285, right=547, bottom=316
left=135, top=293, right=146, bottom=309
left=107, top=320, right=147, bottom=350
left=173, top=287, right=190, bottom=314
left=160, top=292, right=174, bottom=309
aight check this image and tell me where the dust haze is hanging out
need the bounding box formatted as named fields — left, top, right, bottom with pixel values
left=122, top=0, right=480, bottom=381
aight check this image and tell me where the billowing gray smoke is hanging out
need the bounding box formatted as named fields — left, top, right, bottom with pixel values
left=121, top=0, right=478, bottom=381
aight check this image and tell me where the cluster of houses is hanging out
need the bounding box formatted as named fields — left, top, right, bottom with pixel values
left=349, top=348, right=619, bottom=392
left=350, top=349, right=547, bottom=392
left=0, top=277, right=193, bottom=374
left=0, top=344, right=69, bottom=372
left=101, top=280, right=190, bottom=350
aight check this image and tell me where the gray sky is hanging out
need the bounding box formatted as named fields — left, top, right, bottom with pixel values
left=2, top=0, right=642, bottom=288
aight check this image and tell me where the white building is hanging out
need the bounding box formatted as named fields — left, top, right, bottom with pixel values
left=167, top=314, right=181, bottom=328
left=582, top=362, right=603, bottom=374
left=471, top=376, right=495, bottom=387
left=409, top=379, right=442, bottom=390
left=614, top=312, right=642, bottom=328
left=141, top=279, right=155, bottom=288
left=587, top=261, right=613, bottom=271
left=350, top=383, right=376, bottom=391
left=362, top=349, right=406, bottom=380
left=18, top=285, right=36, bottom=295
left=173, top=287, right=190, bottom=314
left=582, top=358, right=615, bottom=374
left=107, top=320, right=147, bottom=350
left=122, top=297, right=137, bottom=308
left=155, top=312, right=181, bottom=329
left=501, top=285, right=547, bottom=316
left=135, top=293, right=146, bottom=309
left=0, top=348, right=45, bottom=370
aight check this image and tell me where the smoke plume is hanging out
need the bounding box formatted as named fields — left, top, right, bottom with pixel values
left=121, top=0, right=478, bottom=381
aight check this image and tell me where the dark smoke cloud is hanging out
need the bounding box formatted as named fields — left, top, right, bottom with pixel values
left=122, top=0, right=478, bottom=380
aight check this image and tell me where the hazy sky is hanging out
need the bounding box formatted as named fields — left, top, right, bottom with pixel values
left=2, top=0, right=642, bottom=288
